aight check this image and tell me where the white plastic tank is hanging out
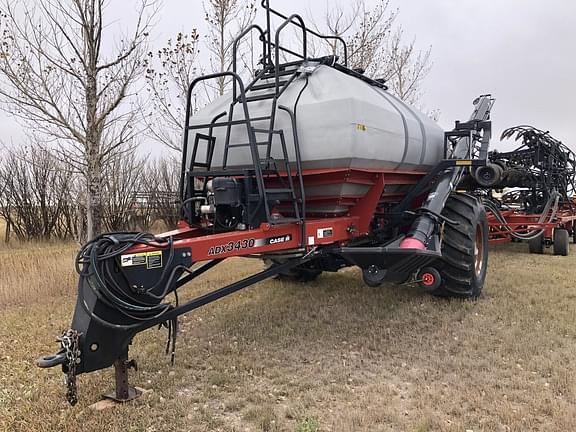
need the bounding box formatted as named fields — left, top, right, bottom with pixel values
left=186, top=64, right=445, bottom=213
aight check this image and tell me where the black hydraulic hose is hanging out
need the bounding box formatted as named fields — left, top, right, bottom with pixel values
left=79, top=265, right=191, bottom=330
left=483, top=192, right=559, bottom=241
left=82, top=235, right=175, bottom=305
left=292, top=75, right=309, bottom=242
left=79, top=284, right=173, bottom=330
left=294, top=75, right=309, bottom=111
left=75, top=232, right=183, bottom=330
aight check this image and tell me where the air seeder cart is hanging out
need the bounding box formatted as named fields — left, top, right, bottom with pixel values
left=39, top=1, right=496, bottom=404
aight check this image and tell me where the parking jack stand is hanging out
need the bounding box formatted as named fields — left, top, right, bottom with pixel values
left=103, top=350, right=142, bottom=402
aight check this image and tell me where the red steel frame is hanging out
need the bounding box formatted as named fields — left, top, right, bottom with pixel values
left=487, top=209, right=576, bottom=244
left=129, top=168, right=426, bottom=261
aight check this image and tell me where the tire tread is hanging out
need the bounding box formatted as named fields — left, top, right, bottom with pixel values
left=431, top=193, right=488, bottom=299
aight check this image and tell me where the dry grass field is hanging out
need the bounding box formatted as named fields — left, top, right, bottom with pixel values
left=1, top=231, right=576, bottom=431
left=0, top=219, right=77, bottom=307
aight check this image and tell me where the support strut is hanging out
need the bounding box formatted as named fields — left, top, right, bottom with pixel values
left=103, top=350, right=141, bottom=402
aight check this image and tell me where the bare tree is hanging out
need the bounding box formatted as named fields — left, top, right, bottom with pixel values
left=0, top=145, right=158, bottom=241
left=101, top=151, right=146, bottom=232
left=142, top=157, right=180, bottom=229
left=323, top=0, right=396, bottom=73
left=0, top=146, right=72, bottom=241
left=204, top=0, right=256, bottom=97
left=315, top=0, right=432, bottom=106
left=0, top=152, right=9, bottom=242
left=143, top=0, right=257, bottom=153
left=53, top=175, right=86, bottom=242
left=380, top=28, right=432, bottom=106
left=0, top=0, right=158, bottom=240
left=102, top=154, right=180, bottom=233
left=144, top=31, right=202, bottom=152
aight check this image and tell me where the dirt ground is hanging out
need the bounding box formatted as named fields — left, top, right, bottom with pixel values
left=1, top=243, right=575, bottom=431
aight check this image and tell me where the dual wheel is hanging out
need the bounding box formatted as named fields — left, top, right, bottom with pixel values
left=529, top=228, right=570, bottom=256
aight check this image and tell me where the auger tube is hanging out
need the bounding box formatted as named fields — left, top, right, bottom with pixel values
left=401, top=95, right=495, bottom=249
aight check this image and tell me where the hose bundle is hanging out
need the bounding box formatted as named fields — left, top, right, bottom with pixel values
left=483, top=191, right=560, bottom=241
left=76, top=232, right=181, bottom=330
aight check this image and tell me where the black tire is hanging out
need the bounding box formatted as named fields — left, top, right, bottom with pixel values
left=264, top=259, right=322, bottom=282
left=474, top=164, right=503, bottom=187
left=432, top=193, right=488, bottom=299
left=553, top=229, right=570, bottom=256
left=362, top=266, right=386, bottom=287
left=529, top=233, right=545, bottom=254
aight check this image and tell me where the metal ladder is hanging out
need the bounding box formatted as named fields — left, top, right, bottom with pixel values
left=182, top=5, right=347, bottom=230
left=223, top=60, right=304, bottom=225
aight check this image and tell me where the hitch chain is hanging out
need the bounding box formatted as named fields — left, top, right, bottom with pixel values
left=58, top=329, right=81, bottom=406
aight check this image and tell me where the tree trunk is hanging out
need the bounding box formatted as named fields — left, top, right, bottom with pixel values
left=4, top=217, right=10, bottom=243
left=76, top=203, right=85, bottom=244
left=83, top=5, right=104, bottom=242
left=85, top=62, right=102, bottom=240
left=85, top=156, right=103, bottom=240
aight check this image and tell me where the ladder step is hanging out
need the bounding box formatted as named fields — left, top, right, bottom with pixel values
left=260, top=157, right=285, bottom=162
left=265, top=188, right=294, bottom=194
left=250, top=80, right=289, bottom=91
left=246, top=93, right=276, bottom=102
left=260, top=158, right=288, bottom=167
left=253, top=128, right=281, bottom=134
left=191, top=162, right=209, bottom=168
left=188, top=115, right=272, bottom=129
left=191, top=169, right=253, bottom=177
left=260, top=69, right=298, bottom=80
left=228, top=141, right=270, bottom=148
left=278, top=60, right=305, bottom=68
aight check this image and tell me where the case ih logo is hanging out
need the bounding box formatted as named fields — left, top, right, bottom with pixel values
left=265, top=234, right=292, bottom=245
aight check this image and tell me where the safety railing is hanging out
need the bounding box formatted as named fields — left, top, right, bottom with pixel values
left=232, top=24, right=267, bottom=101
left=180, top=71, right=266, bottom=207
left=274, top=14, right=306, bottom=96
left=261, top=0, right=348, bottom=66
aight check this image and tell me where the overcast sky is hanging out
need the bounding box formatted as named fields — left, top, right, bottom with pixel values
left=2, top=0, right=575, bottom=153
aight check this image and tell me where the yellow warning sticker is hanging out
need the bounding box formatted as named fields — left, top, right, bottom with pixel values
left=146, top=251, right=163, bottom=269
left=455, top=160, right=473, bottom=166
left=120, top=251, right=163, bottom=269
left=356, top=123, right=368, bottom=132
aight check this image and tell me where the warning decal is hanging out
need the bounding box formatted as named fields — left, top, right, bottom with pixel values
left=121, top=251, right=163, bottom=269
left=317, top=228, right=333, bottom=239
left=146, top=251, right=163, bottom=269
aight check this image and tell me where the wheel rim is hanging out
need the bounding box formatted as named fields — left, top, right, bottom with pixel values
left=421, top=273, right=435, bottom=287
left=474, top=224, right=485, bottom=278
